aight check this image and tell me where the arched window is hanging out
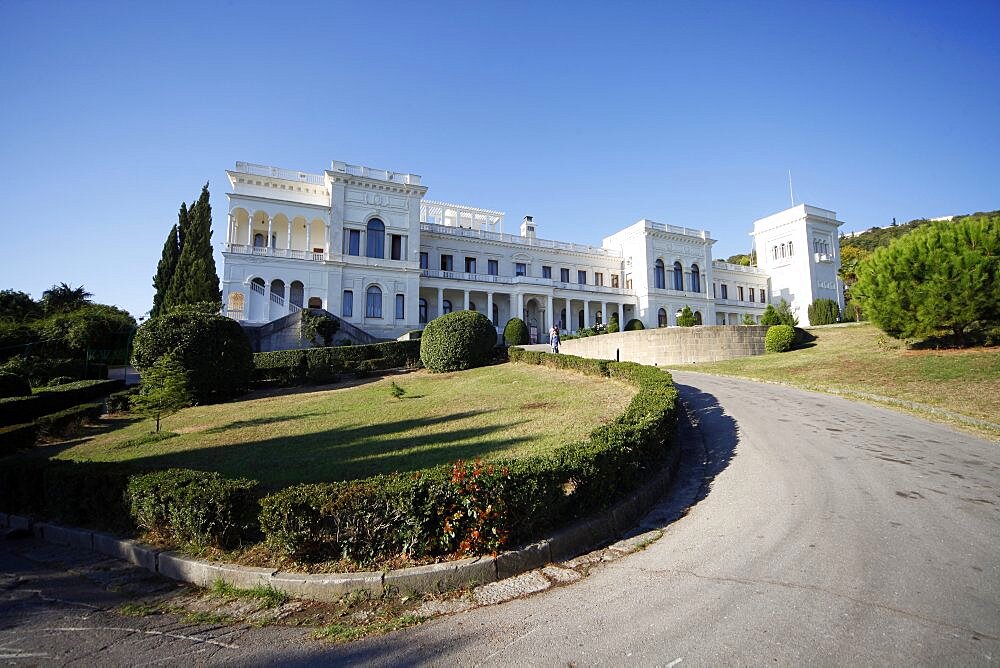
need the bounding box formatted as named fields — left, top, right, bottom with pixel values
left=658, top=308, right=668, bottom=327
left=366, top=218, right=385, bottom=258
left=492, top=303, right=499, bottom=326
left=469, top=302, right=477, bottom=312
left=578, top=310, right=585, bottom=330
left=654, top=259, right=665, bottom=289
left=253, top=233, right=264, bottom=248
left=365, top=285, right=382, bottom=318
left=443, top=299, right=452, bottom=315
left=787, top=241, right=793, bottom=256
left=226, top=292, right=244, bottom=317
left=691, top=264, right=701, bottom=293
left=773, top=246, right=778, bottom=260
left=781, top=243, right=786, bottom=258
left=673, top=262, right=684, bottom=291
left=307, top=297, right=322, bottom=309
left=694, top=311, right=703, bottom=325
left=560, top=308, right=566, bottom=329
left=419, top=298, right=428, bottom=324
left=289, top=281, right=304, bottom=308
left=596, top=310, right=603, bottom=325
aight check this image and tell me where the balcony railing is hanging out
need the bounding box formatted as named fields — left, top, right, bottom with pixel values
left=420, top=269, right=632, bottom=295
left=712, top=260, right=767, bottom=274
left=225, top=243, right=326, bottom=262
left=420, top=223, right=621, bottom=258
left=233, top=161, right=325, bottom=185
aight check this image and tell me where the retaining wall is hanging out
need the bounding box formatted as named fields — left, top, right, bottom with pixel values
left=559, top=325, right=768, bottom=365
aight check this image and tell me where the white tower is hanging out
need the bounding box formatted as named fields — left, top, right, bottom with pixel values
left=750, top=204, right=844, bottom=326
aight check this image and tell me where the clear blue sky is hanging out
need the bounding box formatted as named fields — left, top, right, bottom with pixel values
left=1, top=0, right=997, bottom=318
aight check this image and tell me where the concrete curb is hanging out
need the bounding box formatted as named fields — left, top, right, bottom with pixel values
left=0, top=443, right=681, bottom=601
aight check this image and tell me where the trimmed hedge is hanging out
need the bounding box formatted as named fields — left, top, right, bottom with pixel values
left=420, top=311, right=497, bottom=373
left=252, top=340, right=421, bottom=385
left=765, top=324, right=795, bottom=352
left=624, top=318, right=645, bottom=331
left=35, top=402, right=104, bottom=440
left=127, top=469, right=260, bottom=548
left=0, top=372, right=30, bottom=399
left=0, top=379, right=123, bottom=428
left=503, top=317, right=529, bottom=346
left=0, top=422, right=39, bottom=456
left=258, top=348, right=679, bottom=564
left=107, top=388, right=137, bottom=413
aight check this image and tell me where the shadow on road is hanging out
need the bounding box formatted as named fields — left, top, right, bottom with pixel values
left=634, top=382, right=739, bottom=533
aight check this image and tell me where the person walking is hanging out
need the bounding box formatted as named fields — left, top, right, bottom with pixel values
left=549, top=325, right=560, bottom=354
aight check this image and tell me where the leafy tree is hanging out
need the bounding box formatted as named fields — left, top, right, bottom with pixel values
left=676, top=305, right=697, bottom=327
left=741, top=314, right=756, bottom=325
left=726, top=252, right=755, bottom=266
left=760, top=304, right=780, bottom=326
left=166, top=184, right=221, bottom=310
left=807, top=298, right=841, bottom=326
left=131, top=353, right=191, bottom=432
left=851, top=214, right=999, bottom=346
left=42, top=283, right=92, bottom=313
left=606, top=313, right=620, bottom=333
left=0, top=290, right=41, bottom=322
left=775, top=298, right=798, bottom=326
left=40, top=304, right=136, bottom=356
left=151, top=224, right=180, bottom=318
left=839, top=246, right=870, bottom=321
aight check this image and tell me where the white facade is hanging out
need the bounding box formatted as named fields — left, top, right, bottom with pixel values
left=220, top=160, right=844, bottom=340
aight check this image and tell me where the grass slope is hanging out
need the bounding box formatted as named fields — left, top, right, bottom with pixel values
left=665, top=323, right=1000, bottom=439
left=55, top=364, right=634, bottom=488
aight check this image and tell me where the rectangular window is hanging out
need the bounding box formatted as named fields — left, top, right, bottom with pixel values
left=515, top=263, right=526, bottom=276
left=441, top=254, right=453, bottom=271
left=346, top=230, right=360, bottom=256
left=419, top=252, right=428, bottom=269
left=395, top=294, right=404, bottom=319
left=577, top=270, right=587, bottom=285
left=759, top=288, right=766, bottom=303
left=560, top=268, right=570, bottom=282
left=721, top=284, right=728, bottom=299
left=366, top=290, right=382, bottom=318
left=542, top=266, right=552, bottom=279
left=595, top=272, right=604, bottom=286
left=713, top=283, right=717, bottom=298
left=465, top=257, right=476, bottom=274
left=390, top=234, right=402, bottom=261
left=342, top=290, right=353, bottom=317
left=738, top=286, right=745, bottom=301
left=611, top=275, right=619, bottom=288
left=488, top=259, right=499, bottom=275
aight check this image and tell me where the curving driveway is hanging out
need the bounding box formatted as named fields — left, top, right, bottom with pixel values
left=305, top=371, right=1000, bottom=665
left=2, top=373, right=997, bottom=664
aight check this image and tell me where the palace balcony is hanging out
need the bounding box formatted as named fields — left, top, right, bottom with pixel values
left=420, top=269, right=632, bottom=296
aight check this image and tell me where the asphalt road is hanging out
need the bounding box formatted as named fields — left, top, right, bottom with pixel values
left=2, top=372, right=997, bottom=665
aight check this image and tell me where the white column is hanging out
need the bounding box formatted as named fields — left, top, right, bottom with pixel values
left=266, top=217, right=273, bottom=249
left=583, top=300, right=590, bottom=328
left=437, top=287, right=444, bottom=317
left=618, top=303, right=625, bottom=328
left=601, top=301, right=608, bottom=326
left=227, top=213, right=233, bottom=244
left=546, top=295, right=554, bottom=334
left=463, top=290, right=470, bottom=311
left=305, top=222, right=312, bottom=253
left=487, top=292, right=494, bottom=325
left=324, top=223, right=331, bottom=255
left=516, top=293, right=524, bottom=320
left=286, top=220, right=293, bottom=250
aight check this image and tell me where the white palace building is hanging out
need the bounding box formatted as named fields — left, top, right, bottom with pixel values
left=220, top=159, right=845, bottom=342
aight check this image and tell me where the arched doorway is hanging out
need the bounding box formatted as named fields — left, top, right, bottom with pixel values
left=658, top=308, right=668, bottom=327
left=694, top=311, right=703, bottom=325
left=289, top=281, right=304, bottom=308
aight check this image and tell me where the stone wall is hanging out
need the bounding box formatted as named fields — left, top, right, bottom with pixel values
left=558, top=325, right=768, bottom=365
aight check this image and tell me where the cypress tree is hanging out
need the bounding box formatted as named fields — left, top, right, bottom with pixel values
left=167, top=183, right=221, bottom=310
left=151, top=224, right=180, bottom=318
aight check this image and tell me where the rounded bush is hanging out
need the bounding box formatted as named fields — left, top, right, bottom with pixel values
left=606, top=317, right=619, bottom=333
left=765, top=324, right=795, bottom=353
left=0, top=372, right=31, bottom=399
left=132, top=312, right=253, bottom=404
left=503, top=317, right=528, bottom=346
left=624, top=318, right=645, bottom=331
left=420, top=311, right=497, bottom=373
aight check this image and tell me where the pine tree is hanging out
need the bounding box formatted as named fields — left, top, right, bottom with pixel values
left=151, top=224, right=180, bottom=318
left=131, top=353, right=191, bottom=432
left=166, top=184, right=221, bottom=310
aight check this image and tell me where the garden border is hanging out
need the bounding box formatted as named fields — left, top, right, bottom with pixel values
left=0, top=442, right=680, bottom=601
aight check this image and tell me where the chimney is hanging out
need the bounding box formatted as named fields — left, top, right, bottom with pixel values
left=520, top=215, right=537, bottom=239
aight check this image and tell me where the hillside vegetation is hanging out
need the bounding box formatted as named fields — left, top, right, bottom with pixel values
left=841, top=209, right=999, bottom=252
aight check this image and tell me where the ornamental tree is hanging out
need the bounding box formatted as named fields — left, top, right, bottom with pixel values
left=676, top=305, right=697, bottom=327
left=131, top=353, right=191, bottom=432
left=851, top=214, right=999, bottom=346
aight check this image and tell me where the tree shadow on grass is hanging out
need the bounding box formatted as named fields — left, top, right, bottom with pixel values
left=115, top=409, right=534, bottom=489
left=201, top=413, right=326, bottom=435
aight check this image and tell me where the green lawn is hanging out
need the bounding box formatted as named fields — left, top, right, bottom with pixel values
left=664, top=323, right=1000, bottom=439
left=54, top=364, right=634, bottom=489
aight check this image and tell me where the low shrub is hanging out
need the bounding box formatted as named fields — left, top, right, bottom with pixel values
left=42, top=461, right=137, bottom=532
left=503, top=318, right=529, bottom=346
left=765, top=324, right=795, bottom=352
left=606, top=317, right=620, bottom=333
left=107, top=388, right=138, bottom=413
left=0, top=422, right=39, bottom=455
left=420, top=311, right=497, bottom=373
left=624, top=318, right=645, bottom=331
left=127, top=469, right=260, bottom=548
left=0, top=372, right=31, bottom=399
left=252, top=340, right=420, bottom=386
left=0, top=379, right=123, bottom=427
